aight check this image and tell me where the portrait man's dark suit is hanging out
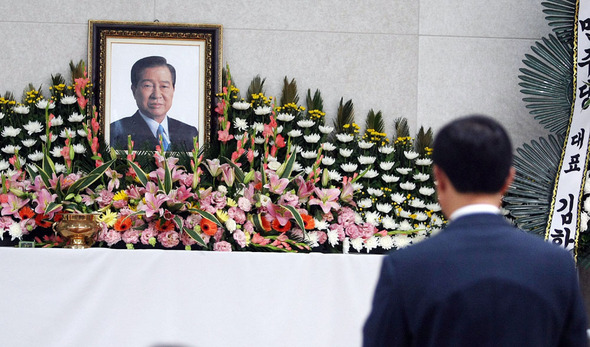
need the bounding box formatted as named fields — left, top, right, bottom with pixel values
left=110, top=111, right=198, bottom=150
left=363, top=115, right=588, bottom=347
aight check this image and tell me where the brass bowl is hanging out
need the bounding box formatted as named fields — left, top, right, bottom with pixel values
left=52, top=213, right=100, bottom=249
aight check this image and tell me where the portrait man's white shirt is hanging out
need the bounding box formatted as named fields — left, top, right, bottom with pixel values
left=139, top=110, right=170, bottom=143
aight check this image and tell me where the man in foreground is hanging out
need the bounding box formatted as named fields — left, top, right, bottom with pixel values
left=363, top=115, right=588, bottom=346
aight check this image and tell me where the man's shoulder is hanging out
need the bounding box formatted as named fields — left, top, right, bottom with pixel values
left=168, top=116, right=197, bottom=131
left=111, top=112, right=140, bottom=127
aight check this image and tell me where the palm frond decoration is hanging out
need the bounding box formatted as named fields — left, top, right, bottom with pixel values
left=246, top=75, right=266, bottom=103
left=503, top=134, right=564, bottom=235
left=280, top=77, right=299, bottom=106
left=519, top=34, right=573, bottom=137
left=69, top=59, right=86, bottom=81
left=392, top=117, right=410, bottom=139
left=334, top=97, right=355, bottom=132
left=306, top=89, right=324, bottom=112
left=364, top=109, right=385, bottom=134
left=414, top=126, right=434, bottom=155
left=542, top=0, right=576, bottom=45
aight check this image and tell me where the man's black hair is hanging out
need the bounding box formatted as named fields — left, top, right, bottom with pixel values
left=432, top=114, right=513, bottom=193
left=130, top=56, right=176, bottom=88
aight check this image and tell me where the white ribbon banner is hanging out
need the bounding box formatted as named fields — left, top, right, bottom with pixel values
left=546, top=0, right=590, bottom=257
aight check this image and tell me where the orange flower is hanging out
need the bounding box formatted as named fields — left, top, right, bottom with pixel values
left=260, top=215, right=272, bottom=232
left=155, top=219, right=175, bottom=232
left=301, top=214, right=315, bottom=230
left=18, top=206, right=35, bottom=219
left=114, top=217, right=132, bottom=231
left=272, top=219, right=291, bottom=233
left=200, top=218, right=218, bottom=236
left=254, top=182, right=263, bottom=191
left=35, top=214, right=53, bottom=228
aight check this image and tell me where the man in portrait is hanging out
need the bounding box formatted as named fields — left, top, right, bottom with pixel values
left=110, top=56, right=199, bottom=151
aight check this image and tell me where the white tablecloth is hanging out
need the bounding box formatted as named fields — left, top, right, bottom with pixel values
left=0, top=248, right=384, bottom=347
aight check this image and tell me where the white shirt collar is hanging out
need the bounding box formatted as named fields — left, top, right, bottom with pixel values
left=449, top=204, right=501, bottom=221
left=138, top=111, right=170, bottom=142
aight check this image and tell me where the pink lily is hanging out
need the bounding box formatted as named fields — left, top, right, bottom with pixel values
left=265, top=171, right=289, bottom=195
left=1, top=195, right=30, bottom=218
left=33, top=189, right=58, bottom=215
left=309, top=187, right=341, bottom=214
left=140, top=192, right=167, bottom=219
left=266, top=203, right=293, bottom=226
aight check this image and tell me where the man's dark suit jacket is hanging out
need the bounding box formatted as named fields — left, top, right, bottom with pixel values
left=110, top=111, right=198, bottom=151
left=363, top=213, right=588, bottom=347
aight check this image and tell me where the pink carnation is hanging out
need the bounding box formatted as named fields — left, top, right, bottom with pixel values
left=345, top=224, right=361, bottom=239
left=121, top=229, right=140, bottom=244
left=338, top=207, right=356, bottom=226
left=232, top=230, right=247, bottom=248
left=102, top=229, right=122, bottom=246
left=158, top=230, right=180, bottom=248
left=228, top=206, right=246, bottom=224
left=213, top=240, right=232, bottom=252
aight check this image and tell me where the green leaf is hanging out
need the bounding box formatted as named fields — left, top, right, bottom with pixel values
left=252, top=214, right=267, bottom=232
left=183, top=226, right=207, bottom=247
left=284, top=204, right=305, bottom=230
left=163, top=156, right=173, bottom=194
left=67, top=159, right=116, bottom=195
left=279, top=150, right=297, bottom=179
left=188, top=208, right=223, bottom=227
left=127, top=160, right=149, bottom=187
left=44, top=202, right=63, bottom=215
left=222, top=156, right=245, bottom=183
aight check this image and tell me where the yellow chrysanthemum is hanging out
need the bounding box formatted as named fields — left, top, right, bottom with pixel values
left=97, top=209, right=118, bottom=227
left=216, top=210, right=229, bottom=223
left=113, top=190, right=128, bottom=201
left=226, top=197, right=237, bottom=207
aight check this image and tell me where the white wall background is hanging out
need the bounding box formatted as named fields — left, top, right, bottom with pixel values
left=0, top=0, right=554, bottom=147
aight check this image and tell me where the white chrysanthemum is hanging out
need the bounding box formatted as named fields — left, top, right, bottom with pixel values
left=391, top=193, right=406, bottom=204
left=399, top=209, right=411, bottom=218
left=287, top=129, right=302, bottom=137
left=398, top=221, right=414, bottom=232
left=585, top=173, right=590, bottom=194
left=73, top=143, right=86, bottom=154
left=581, top=212, right=589, bottom=232
left=304, top=166, right=313, bottom=175
left=292, top=161, right=304, bottom=172
left=21, top=139, right=36, bottom=148
left=352, top=182, right=363, bottom=191
left=305, top=231, right=320, bottom=248
left=379, top=145, right=395, bottom=154
left=276, top=125, right=284, bottom=134
left=23, top=121, right=43, bottom=135
left=426, top=203, right=442, bottom=212
left=379, top=235, right=394, bottom=250
left=254, top=105, right=272, bottom=115
left=363, top=169, right=379, bottom=178
left=254, top=137, right=265, bottom=144
left=60, top=95, right=77, bottom=105
left=376, top=203, right=393, bottom=214
left=430, top=227, right=442, bottom=236
left=430, top=213, right=445, bottom=226
left=232, top=101, right=250, bottom=110
left=297, top=119, right=316, bottom=128
left=357, top=198, right=372, bottom=208
left=409, top=198, right=426, bottom=208
left=585, top=197, right=590, bottom=213
left=322, top=156, right=335, bottom=166
left=318, top=125, right=334, bottom=134
left=392, top=234, right=412, bottom=248
left=50, top=146, right=63, bottom=158
left=419, top=187, right=436, bottom=196
left=350, top=237, right=364, bottom=252
left=335, top=133, right=354, bottom=143
left=267, top=161, right=282, bottom=171
left=54, top=162, right=66, bottom=173
left=68, top=112, right=85, bottom=122
left=365, top=211, right=381, bottom=226
left=322, top=142, right=336, bottom=151
left=9, top=222, right=24, bottom=240
left=404, top=150, right=420, bottom=160
left=0, top=159, right=9, bottom=171
left=364, top=236, right=379, bottom=252
left=327, top=229, right=340, bottom=247
left=382, top=175, right=400, bottom=183
left=77, top=129, right=87, bottom=137
left=315, top=218, right=329, bottom=230
left=1, top=145, right=21, bottom=154
left=2, top=126, right=21, bottom=137
left=379, top=161, right=395, bottom=170
left=276, top=112, right=295, bottom=122
left=382, top=216, right=398, bottom=230
left=358, top=156, right=376, bottom=165
left=253, top=150, right=260, bottom=158
left=225, top=218, right=237, bottom=232
left=251, top=122, right=265, bottom=133
left=51, top=115, right=64, bottom=126
left=13, top=105, right=30, bottom=114
left=291, top=145, right=303, bottom=153
left=367, top=187, right=384, bottom=197
left=267, top=155, right=278, bottom=163
left=301, top=150, right=318, bottom=159
left=60, top=128, right=76, bottom=138
left=328, top=170, right=342, bottom=181
left=35, top=99, right=55, bottom=109
left=341, top=163, right=358, bottom=172
left=358, top=141, right=375, bottom=149
left=400, top=181, right=416, bottom=190
left=233, top=118, right=248, bottom=131
left=304, top=133, right=321, bottom=143
left=414, top=212, right=428, bottom=221
left=355, top=212, right=364, bottom=225
left=27, top=151, right=44, bottom=161
left=396, top=167, right=412, bottom=175
left=234, top=134, right=244, bottom=141
left=413, top=173, right=430, bottom=182
left=0, top=112, right=4, bottom=120
left=339, top=148, right=354, bottom=157
left=416, top=158, right=433, bottom=166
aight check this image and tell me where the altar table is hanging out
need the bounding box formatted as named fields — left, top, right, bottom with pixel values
left=0, top=248, right=384, bottom=347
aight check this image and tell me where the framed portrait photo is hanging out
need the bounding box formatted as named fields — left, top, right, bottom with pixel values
left=88, top=20, right=222, bottom=151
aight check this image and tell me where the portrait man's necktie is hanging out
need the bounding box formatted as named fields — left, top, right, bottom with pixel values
left=157, top=124, right=170, bottom=151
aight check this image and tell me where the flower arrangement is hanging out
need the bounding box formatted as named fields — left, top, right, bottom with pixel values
left=0, top=62, right=444, bottom=252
